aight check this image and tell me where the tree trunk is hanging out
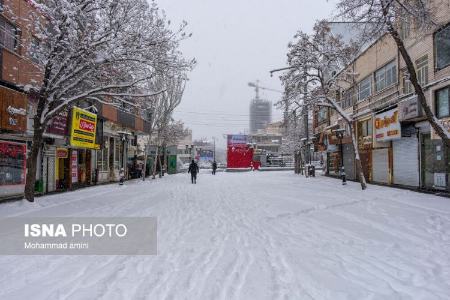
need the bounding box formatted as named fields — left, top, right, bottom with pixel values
left=152, top=146, right=159, bottom=179
left=24, top=127, right=44, bottom=202
left=162, top=144, right=166, bottom=176
left=142, top=151, right=147, bottom=181
left=158, top=155, right=162, bottom=178
left=349, top=123, right=367, bottom=190
left=382, top=6, right=450, bottom=146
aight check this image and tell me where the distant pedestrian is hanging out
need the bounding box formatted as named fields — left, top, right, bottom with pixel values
left=212, top=161, right=217, bottom=175
left=188, top=160, right=199, bottom=184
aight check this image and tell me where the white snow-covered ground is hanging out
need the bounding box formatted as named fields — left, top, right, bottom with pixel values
left=0, top=171, right=449, bottom=300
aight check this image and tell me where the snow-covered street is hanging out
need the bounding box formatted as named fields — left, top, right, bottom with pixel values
left=1, top=171, right=450, bottom=299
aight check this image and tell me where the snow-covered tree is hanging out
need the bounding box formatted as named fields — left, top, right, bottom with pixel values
left=143, top=75, right=187, bottom=178
left=16, top=0, right=193, bottom=201
left=281, top=20, right=367, bottom=189
left=335, top=0, right=450, bottom=145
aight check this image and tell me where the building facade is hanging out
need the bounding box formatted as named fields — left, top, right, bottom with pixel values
left=0, top=0, right=44, bottom=198
left=314, top=1, right=450, bottom=191
left=249, top=98, right=272, bottom=134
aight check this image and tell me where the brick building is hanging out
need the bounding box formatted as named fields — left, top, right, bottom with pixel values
left=314, top=0, right=450, bottom=191
left=0, top=0, right=44, bottom=198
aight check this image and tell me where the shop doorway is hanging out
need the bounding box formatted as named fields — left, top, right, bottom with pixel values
left=56, top=156, right=69, bottom=190
left=420, top=133, right=433, bottom=189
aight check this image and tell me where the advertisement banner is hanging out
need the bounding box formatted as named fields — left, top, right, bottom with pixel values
left=227, top=134, right=248, bottom=146
left=70, top=107, right=97, bottom=149
left=71, top=150, right=78, bottom=184
left=375, top=108, right=401, bottom=142
left=199, top=149, right=214, bottom=162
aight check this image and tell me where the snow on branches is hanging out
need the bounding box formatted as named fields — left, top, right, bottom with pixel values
left=335, top=0, right=450, bottom=142
left=21, top=0, right=193, bottom=126
left=281, top=20, right=367, bottom=189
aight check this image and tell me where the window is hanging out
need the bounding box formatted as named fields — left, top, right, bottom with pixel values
left=0, top=16, right=18, bottom=52
left=29, top=36, right=40, bottom=64
left=436, top=86, right=450, bottom=118
left=342, top=87, right=357, bottom=109
left=435, top=24, right=450, bottom=70
left=416, top=55, right=429, bottom=86
left=358, top=119, right=373, bottom=143
left=400, top=15, right=411, bottom=40
left=358, top=76, right=372, bottom=101
left=375, top=61, right=397, bottom=92
left=402, top=70, right=413, bottom=94
left=317, top=107, right=328, bottom=123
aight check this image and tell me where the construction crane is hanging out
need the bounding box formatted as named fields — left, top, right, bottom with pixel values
left=248, top=80, right=282, bottom=100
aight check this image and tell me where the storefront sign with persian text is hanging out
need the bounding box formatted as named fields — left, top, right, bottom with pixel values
left=47, top=111, right=68, bottom=136
left=398, top=96, right=422, bottom=121
left=70, top=107, right=98, bottom=149
left=374, top=108, right=401, bottom=142
left=56, top=148, right=68, bottom=159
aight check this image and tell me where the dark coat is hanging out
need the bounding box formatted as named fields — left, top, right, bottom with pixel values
left=212, top=162, right=217, bottom=170
left=188, top=162, right=199, bottom=174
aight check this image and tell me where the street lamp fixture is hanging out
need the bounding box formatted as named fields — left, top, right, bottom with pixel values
left=333, top=128, right=347, bottom=185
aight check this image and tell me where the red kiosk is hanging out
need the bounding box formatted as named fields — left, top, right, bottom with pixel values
left=226, top=134, right=258, bottom=170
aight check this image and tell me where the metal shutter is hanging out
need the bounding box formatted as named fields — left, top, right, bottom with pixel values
left=373, top=148, right=389, bottom=184
left=343, top=144, right=355, bottom=180
left=393, top=137, right=419, bottom=187
left=43, top=146, right=56, bottom=193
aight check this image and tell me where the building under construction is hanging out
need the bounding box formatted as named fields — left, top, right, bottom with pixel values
left=248, top=81, right=273, bottom=134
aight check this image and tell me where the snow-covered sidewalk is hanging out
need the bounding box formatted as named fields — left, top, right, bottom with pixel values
left=0, top=171, right=449, bottom=299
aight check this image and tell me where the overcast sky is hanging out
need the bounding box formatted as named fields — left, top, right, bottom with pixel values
left=156, top=0, right=337, bottom=148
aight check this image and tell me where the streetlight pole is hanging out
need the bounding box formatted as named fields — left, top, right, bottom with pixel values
left=212, top=137, right=216, bottom=161
left=334, top=129, right=347, bottom=185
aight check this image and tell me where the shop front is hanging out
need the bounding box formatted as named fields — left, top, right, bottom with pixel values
left=0, top=141, right=26, bottom=197
left=68, top=107, right=99, bottom=189
left=55, top=147, right=69, bottom=190
left=357, top=117, right=373, bottom=182
left=394, top=97, right=422, bottom=188
left=372, top=108, right=401, bottom=185
left=44, top=110, right=69, bottom=193
left=0, top=87, right=28, bottom=198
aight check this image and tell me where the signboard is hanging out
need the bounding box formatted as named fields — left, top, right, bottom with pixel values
left=434, top=173, right=446, bottom=189
left=227, top=134, right=248, bottom=146
left=56, top=148, right=68, bottom=158
left=0, top=89, right=27, bottom=132
left=47, top=110, right=68, bottom=136
left=71, top=150, right=78, bottom=184
left=375, top=108, right=401, bottom=142
left=399, top=96, right=422, bottom=121
left=199, top=149, right=214, bottom=162
left=70, top=107, right=97, bottom=149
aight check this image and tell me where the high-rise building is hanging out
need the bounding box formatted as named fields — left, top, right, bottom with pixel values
left=249, top=98, right=271, bottom=134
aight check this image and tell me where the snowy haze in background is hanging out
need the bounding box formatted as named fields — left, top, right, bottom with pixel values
left=156, top=0, right=337, bottom=148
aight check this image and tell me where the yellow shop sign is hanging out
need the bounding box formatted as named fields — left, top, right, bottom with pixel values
left=70, top=107, right=98, bottom=149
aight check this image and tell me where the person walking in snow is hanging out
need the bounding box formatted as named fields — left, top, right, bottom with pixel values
left=188, top=159, right=199, bottom=184
left=212, top=161, right=217, bottom=175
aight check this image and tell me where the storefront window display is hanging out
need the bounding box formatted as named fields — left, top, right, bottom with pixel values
left=0, top=141, right=26, bottom=187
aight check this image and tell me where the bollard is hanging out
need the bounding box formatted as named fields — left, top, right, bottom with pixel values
left=341, top=166, right=347, bottom=185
